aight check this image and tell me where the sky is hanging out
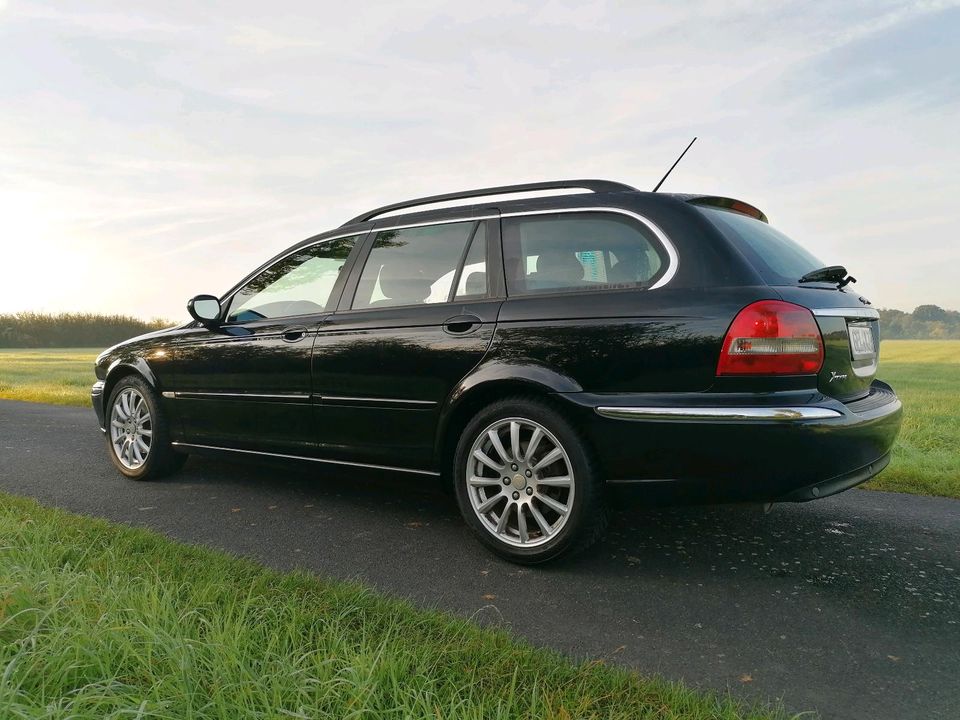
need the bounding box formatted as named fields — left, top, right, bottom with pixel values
left=1, top=0, right=958, bottom=321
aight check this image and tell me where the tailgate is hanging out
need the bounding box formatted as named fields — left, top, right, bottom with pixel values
left=774, top=285, right=880, bottom=401
left=810, top=305, right=879, bottom=401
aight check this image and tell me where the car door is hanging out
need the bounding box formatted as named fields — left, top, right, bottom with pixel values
left=312, top=216, right=503, bottom=471
left=170, top=232, right=365, bottom=454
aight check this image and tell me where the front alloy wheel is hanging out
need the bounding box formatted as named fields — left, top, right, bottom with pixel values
left=110, top=387, right=152, bottom=469
left=454, top=397, right=607, bottom=564
left=105, top=374, right=186, bottom=480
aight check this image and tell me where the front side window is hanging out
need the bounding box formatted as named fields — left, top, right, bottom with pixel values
left=352, top=221, right=481, bottom=309
left=502, top=213, right=666, bottom=296
left=226, top=235, right=358, bottom=322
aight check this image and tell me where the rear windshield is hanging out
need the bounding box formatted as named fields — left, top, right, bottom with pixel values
left=697, top=206, right=824, bottom=285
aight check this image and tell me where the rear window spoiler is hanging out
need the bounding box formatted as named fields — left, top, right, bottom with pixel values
left=685, top=196, right=769, bottom=223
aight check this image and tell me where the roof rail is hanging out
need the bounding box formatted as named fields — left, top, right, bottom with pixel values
left=342, top=179, right=637, bottom=226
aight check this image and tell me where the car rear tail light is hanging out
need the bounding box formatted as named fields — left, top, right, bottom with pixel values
left=717, top=300, right=824, bottom=375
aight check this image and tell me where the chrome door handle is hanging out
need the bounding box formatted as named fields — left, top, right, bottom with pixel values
left=281, top=326, right=308, bottom=343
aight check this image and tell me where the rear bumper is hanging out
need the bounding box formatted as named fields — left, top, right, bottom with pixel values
left=778, top=452, right=891, bottom=502
left=564, top=380, right=902, bottom=503
left=91, top=381, right=106, bottom=431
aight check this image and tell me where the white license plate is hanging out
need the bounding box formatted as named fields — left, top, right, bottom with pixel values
left=848, top=324, right=875, bottom=359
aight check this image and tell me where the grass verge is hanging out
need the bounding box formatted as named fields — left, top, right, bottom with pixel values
left=1, top=342, right=958, bottom=499
left=0, top=493, right=789, bottom=719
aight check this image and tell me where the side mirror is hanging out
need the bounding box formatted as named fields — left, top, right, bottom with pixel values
left=187, top=294, right=222, bottom=326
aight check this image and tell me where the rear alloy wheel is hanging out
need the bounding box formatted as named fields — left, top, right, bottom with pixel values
left=454, top=398, right=606, bottom=563
left=106, top=375, right=186, bottom=480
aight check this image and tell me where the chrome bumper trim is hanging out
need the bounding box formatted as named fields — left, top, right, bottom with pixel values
left=595, top=406, right=843, bottom=421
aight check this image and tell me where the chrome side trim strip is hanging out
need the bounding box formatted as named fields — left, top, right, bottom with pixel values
left=169, top=391, right=311, bottom=401
left=595, top=406, right=843, bottom=421
left=812, top=307, right=879, bottom=320
left=500, top=207, right=679, bottom=289
left=320, top=395, right=437, bottom=406
left=163, top=391, right=435, bottom=405
left=170, top=442, right=440, bottom=476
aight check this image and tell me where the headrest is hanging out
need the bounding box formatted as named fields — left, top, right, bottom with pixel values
left=464, top=271, right=486, bottom=295
left=377, top=263, right=432, bottom=304
left=536, top=250, right=583, bottom=284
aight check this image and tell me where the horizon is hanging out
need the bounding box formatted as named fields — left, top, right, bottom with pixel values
left=2, top=1, right=959, bottom=320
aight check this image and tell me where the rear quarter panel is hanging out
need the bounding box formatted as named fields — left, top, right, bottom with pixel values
left=491, top=286, right=781, bottom=393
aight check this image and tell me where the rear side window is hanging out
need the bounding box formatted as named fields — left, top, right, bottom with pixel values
left=698, top=206, right=823, bottom=285
left=501, top=212, right=666, bottom=296
left=351, top=221, right=482, bottom=309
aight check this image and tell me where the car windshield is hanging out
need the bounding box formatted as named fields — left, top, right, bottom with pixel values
left=697, top=206, right=824, bottom=286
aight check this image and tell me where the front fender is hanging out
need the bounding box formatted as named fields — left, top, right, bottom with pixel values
left=103, top=355, right=160, bottom=394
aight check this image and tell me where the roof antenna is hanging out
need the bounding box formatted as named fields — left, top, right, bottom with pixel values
left=652, top=137, right=697, bottom=192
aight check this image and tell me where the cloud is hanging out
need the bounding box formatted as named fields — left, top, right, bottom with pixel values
left=0, top=1, right=958, bottom=318
left=784, top=4, right=960, bottom=110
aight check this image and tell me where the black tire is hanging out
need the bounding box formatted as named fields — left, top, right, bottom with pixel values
left=105, top=375, right=187, bottom=481
left=453, top=396, right=608, bottom=564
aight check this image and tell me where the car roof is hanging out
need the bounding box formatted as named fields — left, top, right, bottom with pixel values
left=341, top=180, right=768, bottom=228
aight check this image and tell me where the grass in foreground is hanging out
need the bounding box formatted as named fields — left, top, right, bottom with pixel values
left=1, top=342, right=958, bottom=499
left=0, top=493, right=789, bottom=719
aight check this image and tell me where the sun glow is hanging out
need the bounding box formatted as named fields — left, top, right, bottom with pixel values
left=0, top=189, right=102, bottom=314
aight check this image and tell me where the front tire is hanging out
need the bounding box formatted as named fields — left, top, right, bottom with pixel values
left=453, top=396, right=607, bottom=564
left=105, top=375, right=186, bottom=480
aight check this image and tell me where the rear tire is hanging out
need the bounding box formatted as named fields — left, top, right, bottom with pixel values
left=453, top=396, right=607, bottom=564
left=105, top=375, right=186, bottom=481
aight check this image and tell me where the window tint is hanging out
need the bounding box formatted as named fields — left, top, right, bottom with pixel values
left=352, top=221, right=477, bottom=309
left=697, top=207, right=823, bottom=285
left=502, top=213, right=665, bottom=296
left=226, top=235, right=358, bottom=322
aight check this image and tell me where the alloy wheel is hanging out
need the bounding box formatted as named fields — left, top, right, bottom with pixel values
left=466, top=417, right=575, bottom=548
left=109, top=387, right=152, bottom=469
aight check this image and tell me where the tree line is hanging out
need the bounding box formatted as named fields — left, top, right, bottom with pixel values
left=0, top=312, right=173, bottom=348
left=0, top=307, right=957, bottom=347
left=878, top=305, right=960, bottom=339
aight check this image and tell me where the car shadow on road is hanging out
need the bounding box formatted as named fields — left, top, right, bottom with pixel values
left=168, top=453, right=957, bottom=626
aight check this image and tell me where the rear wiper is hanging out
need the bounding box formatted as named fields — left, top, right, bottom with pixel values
left=799, top=265, right=857, bottom=289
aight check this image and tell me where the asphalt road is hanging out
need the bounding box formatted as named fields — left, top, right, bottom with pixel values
left=1, top=400, right=958, bottom=719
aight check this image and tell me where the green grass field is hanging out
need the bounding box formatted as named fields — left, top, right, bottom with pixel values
left=1, top=342, right=958, bottom=498
left=869, top=341, right=960, bottom=497
left=0, top=348, right=97, bottom=406
left=0, top=493, right=790, bottom=720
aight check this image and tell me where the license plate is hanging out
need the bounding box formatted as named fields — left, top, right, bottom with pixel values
left=848, top=324, right=875, bottom=359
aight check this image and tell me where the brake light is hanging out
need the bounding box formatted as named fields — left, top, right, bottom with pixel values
left=717, top=300, right=824, bottom=375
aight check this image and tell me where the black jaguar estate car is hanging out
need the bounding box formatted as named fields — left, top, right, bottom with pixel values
left=92, top=179, right=902, bottom=563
